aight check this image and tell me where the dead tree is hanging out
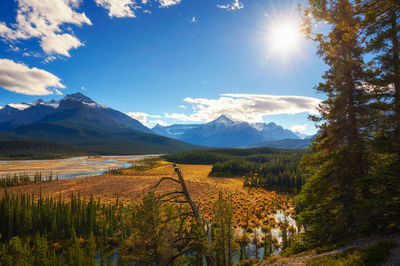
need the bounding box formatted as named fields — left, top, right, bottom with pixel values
left=151, top=164, right=217, bottom=266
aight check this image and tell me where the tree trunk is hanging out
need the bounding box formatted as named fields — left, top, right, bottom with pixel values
left=174, top=167, right=217, bottom=266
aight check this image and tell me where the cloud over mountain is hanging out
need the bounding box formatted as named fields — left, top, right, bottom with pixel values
left=0, top=59, right=65, bottom=95
left=127, top=112, right=162, bottom=127
left=164, top=93, right=321, bottom=123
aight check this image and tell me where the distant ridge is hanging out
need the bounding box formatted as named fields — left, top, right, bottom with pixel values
left=249, top=138, right=312, bottom=149
left=0, top=139, right=87, bottom=160
left=152, top=115, right=300, bottom=148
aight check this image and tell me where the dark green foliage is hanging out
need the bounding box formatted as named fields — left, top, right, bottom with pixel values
left=212, top=192, right=237, bottom=266
left=296, top=0, right=400, bottom=250
left=0, top=191, right=120, bottom=241
left=164, top=147, right=296, bottom=165
left=165, top=148, right=305, bottom=191
left=0, top=189, right=235, bottom=265
left=306, top=240, right=397, bottom=266
left=0, top=140, right=88, bottom=160
left=0, top=172, right=59, bottom=188
left=251, top=138, right=311, bottom=149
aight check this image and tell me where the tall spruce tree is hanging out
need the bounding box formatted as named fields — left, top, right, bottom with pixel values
left=356, top=0, right=400, bottom=232
left=297, top=0, right=370, bottom=245
left=358, top=0, right=400, bottom=157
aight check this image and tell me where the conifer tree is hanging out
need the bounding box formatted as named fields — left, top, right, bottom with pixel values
left=356, top=0, right=400, bottom=232
left=297, top=0, right=370, bottom=245
left=212, top=192, right=236, bottom=266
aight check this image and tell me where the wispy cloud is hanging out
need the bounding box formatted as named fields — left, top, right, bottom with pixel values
left=0, top=59, right=66, bottom=95
left=8, top=103, right=31, bottom=110
left=291, top=124, right=307, bottom=134
left=0, top=0, right=91, bottom=57
left=164, top=93, right=321, bottom=123
left=217, top=0, right=243, bottom=11
left=150, top=119, right=169, bottom=126
left=158, top=0, right=181, bottom=7
left=96, top=0, right=181, bottom=18
left=127, top=112, right=166, bottom=127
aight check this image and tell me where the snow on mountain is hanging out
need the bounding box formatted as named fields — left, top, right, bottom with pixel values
left=0, top=93, right=149, bottom=133
left=153, top=115, right=300, bottom=148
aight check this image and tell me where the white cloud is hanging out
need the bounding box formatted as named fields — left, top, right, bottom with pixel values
left=43, top=55, right=57, bottom=64
left=178, top=105, right=187, bottom=109
left=40, top=33, right=83, bottom=57
left=127, top=112, right=167, bottom=127
left=81, top=86, right=87, bottom=91
left=0, top=59, right=66, bottom=95
left=95, top=0, right=137, bottom=18
left=291, top=124, right=307, bottom=134
left=95, top=0, right=181, bottom=16
left=164, top=93, right=321, bottom=123
left=158, top=0, right=181, bottom=7
left=8, top=103, right=31, bottom=110
left=191, top=17, right=197, bottom=23
left=217, top=0, right=243, bottom=10
left=8, top=45, right=20, bottom=52
left=0, top=0, right=91, bottom=57
left=149, top=119, right=169, bottom=126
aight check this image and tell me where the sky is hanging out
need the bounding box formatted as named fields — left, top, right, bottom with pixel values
left=0, top=0, right=327, bottom=135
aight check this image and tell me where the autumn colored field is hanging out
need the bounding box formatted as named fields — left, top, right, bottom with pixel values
left=0, top=160, right=294, bottom=227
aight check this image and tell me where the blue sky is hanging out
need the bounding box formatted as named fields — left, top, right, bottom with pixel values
left=0, top=0, right=327, bottom=135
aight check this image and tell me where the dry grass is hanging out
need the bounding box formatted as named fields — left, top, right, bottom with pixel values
left=0, top=161, right=293, bottom=226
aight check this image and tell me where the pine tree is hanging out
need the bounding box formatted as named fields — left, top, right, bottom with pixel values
left=212, top=192, right=236, bottom=266
left=356, top=0, right=400, bottom=232
left=297, top=0, right=370, bottom=246
left=85, top=231, right=96, bottom=266
left=33, top=233, right=49, bottom=265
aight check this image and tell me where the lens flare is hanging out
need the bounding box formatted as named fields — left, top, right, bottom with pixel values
left=269, top=21, right=300, bottom=54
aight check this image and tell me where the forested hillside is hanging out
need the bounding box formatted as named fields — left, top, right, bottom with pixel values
left=0, top=140, right=88, bottom=159
left=165, top=148, right=305, bottom=191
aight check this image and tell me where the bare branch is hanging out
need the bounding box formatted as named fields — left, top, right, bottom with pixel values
left=151, top=176, right=180, bottom=191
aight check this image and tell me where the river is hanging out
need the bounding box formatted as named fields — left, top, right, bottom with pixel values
left=0, top=155, right=160, bottom=180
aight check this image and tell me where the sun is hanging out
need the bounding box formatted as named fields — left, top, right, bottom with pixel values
left=268, top=20, right=301, bottom=54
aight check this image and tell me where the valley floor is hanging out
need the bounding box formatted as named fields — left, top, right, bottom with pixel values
left=0, top=161, right=293, bottom=227
left=1, top=159, right=398, bottom=265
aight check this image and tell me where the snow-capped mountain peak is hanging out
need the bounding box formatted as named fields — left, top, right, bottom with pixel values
left=62, top=93, right=109, bottom=109
left=210, top=115, right=234, bottom=125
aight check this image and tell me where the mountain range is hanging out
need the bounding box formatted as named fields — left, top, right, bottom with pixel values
left=0, top=93, right=313, bottom=154
left=0, top=93, right=198, bottom=155
left=152, top=115, right=302, bottom=148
